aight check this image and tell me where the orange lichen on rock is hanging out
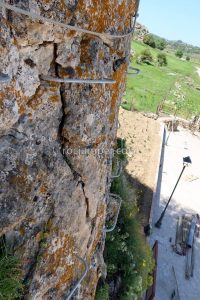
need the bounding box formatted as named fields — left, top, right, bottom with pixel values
left=75, top=0, right=137, bottom=33
left=48, top=82, right=60, bottom=93
left=93, top=135, right=106, bottom=148
left=0, top=82, right=28, bottom=115
left=27, top=86, right=45, bottom=110
left=75, top=66, right=96, bottom=78
left=8, top=165, right=32, bottom=199
left=49, top=95, right=60, bottom=103
left=27, top=82, right=60, bottom=111
left=39, top=185, right=48, bottom=194
left=88, top=203, right=105, bottom=257
left=80, top=36, right=94, bottom=64
left=98, top=49, right=105, bottom=60
left=82, top=268, right=99, bottom=299
left=76, top=0, right=113, bottom=32
left=19, top=105, right=26, bottom=114
left=38, top=232, right=76, bottom=290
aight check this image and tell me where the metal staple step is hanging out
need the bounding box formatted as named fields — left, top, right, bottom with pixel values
left=127, top=66, right=141, bottom=76
left=64, top=255, right=88, bottom=300
left=111, top=159, right=123, bottom=179
left=40, top=75, right=116, bottom=85
left=104, top=193, right=122, bottom=233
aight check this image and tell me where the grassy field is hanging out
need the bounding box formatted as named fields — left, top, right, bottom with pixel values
left=123, top=41, right=200, bottom=118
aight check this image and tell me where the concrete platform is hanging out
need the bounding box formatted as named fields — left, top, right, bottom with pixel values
left=150, top=128, right=200, bottom=300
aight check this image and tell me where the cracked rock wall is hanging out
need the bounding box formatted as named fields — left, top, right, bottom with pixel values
left=0, top=1, right=137, bottom=299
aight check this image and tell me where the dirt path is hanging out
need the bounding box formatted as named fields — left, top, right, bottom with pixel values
left=118, top=108, right=161, bottom=224
left=150, top=129, right=200, bottom=300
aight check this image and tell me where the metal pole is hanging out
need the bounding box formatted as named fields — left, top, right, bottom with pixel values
left=155, top=165, right=186, bottom=228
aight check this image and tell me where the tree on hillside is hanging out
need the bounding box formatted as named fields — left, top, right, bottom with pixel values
left=175, top=50, right=183, bottom=58
left=139, top=49, right=153, bottom=65
left=143, top=34, right=156, bottom=48
left=157, top=53, right=168, bottom=66
left=156, top=38, right=166, bottom=50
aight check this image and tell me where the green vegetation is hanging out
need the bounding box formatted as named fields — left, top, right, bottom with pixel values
left=164, top=38, right=200, bottom=62
left=143, top=34, right=166, bottom=51
left=143, top=34, right=156, bottom=48
left=107, top=176, right=154, bottom=299
left=157, top=53, right=167, bottom=66
left=123, top=41, right=200, bottom=118
left=0, top=244, right=23, bottom=300
left=96, top=140, right=154, bottom=300
left=155, top=38, right=166, bottom=51
left=95, top=283, right=109, bottom=300
left=138, top=49, right=153, bottom=65
left=175, top=49, right=183, bottom=58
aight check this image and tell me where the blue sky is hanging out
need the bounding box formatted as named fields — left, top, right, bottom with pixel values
left=138, top=0, right=200, bottom=47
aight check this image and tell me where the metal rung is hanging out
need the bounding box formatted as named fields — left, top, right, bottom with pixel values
left=111, top=159, right=122, bottom=179
left=40, top=75, right=115, bottom=85
left=127, top=66, right=141, bottom=76
left=104, top=193, right=122, bottom=233
left=131, top=0, right=140, bottom=31
left=0, top=1, right=139, bottom=40
left=64, top=255, right=88, bottom=300
left=0, top=73, right=10, bottom=83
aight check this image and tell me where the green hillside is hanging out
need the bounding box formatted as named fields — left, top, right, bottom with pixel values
left=164, top=39, right=200, bottom=63
left=123, top=41, right=200, bottom=118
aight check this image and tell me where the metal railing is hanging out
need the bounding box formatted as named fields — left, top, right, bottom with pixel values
left=0, top=73, right=10, bottom=83
left=0, top=1, right=139, bottom=40
left=104, top=193, right=122, bottom=233
left=64, top=255, right=88, bottom=300
left=40, top=75, right=115, bottom=85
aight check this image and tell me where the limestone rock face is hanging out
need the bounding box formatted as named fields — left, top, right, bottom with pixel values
left=0, top=1, right=137, bottom=299
left=134, top=22, right=149, bottom=42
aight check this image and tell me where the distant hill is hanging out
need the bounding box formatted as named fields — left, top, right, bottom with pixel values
left=135, top=23, right=200, bottom=62
left=153, top=35, right=200, bottom=61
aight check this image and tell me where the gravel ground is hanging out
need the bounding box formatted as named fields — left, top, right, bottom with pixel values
left=150, top=128, right=200, bottom=300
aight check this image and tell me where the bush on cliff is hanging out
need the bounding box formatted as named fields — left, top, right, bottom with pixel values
left=0, top=247, right=23, bottom=299
left=96, top=140, right=154, bottom=300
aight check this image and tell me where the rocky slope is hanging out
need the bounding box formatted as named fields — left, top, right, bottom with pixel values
left=134, top=22, right=149, bottom=42
left=0, top=1, right=138, bottom=299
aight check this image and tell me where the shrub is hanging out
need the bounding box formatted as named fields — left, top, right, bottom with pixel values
left=0, top=250, right=23, bottom=299
left=102, top=140, right=154, bottom=300
left=155, top=38, right=166, bottom=50
left=175, top=50, right=183, bottom=58
left=140, top=49, right=153, bottom=65
left=186, top=55, right=190, bottom=61
left=95, top=283, right=109, bottom=300
left=157, top=53, right=168, bottom=66
left=143, top=34, right=156, bottom=48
